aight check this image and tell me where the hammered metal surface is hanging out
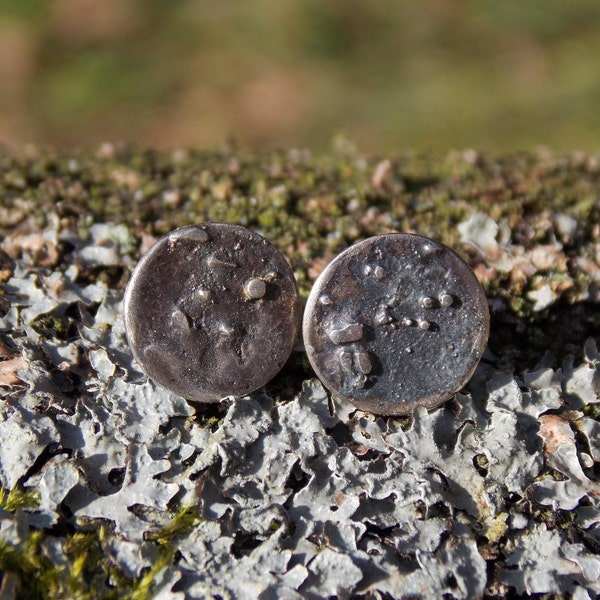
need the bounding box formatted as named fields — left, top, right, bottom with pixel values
left=124, top=223, right=301, bottom=401
left=303, top=233, right=489, bottom=415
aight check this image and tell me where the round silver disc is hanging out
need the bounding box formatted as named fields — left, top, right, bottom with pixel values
left=124, top=223, right=301, bottom=401
left=303, top=233, right=489, bottom=415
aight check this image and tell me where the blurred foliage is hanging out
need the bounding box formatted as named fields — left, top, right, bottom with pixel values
left=0, top=0, right=599, bottom=152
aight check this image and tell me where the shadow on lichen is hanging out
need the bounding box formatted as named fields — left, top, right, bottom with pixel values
left=264, top=350, right=313, bottom=401
left=488, top=299, right=600, bottom=373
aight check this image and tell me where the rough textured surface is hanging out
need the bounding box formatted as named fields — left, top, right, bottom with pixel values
left=302, top=233, right=489, bottom=415
left=123, top=223, right=301, bottom=402
left=1, top=146, right=600, bottom=598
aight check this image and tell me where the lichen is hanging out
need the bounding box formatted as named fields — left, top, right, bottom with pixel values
left=2, top=146, right=600, bottom=598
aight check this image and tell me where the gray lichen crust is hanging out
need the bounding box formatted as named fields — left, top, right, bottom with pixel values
left=1, top=146, right=600, bottom=598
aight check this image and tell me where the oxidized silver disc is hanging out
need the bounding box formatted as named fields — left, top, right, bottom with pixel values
left=124, top=223, right=301, bottom=401
left=303, top=233, right=489, bottom=415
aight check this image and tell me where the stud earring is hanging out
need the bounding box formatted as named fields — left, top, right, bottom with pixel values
left=302, top=233, right=489, bottom=415
left=123, top=223, right=301, bottom=401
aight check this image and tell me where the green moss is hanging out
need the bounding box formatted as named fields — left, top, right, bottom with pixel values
left=194, top=414, right=223, bottom=432
left=31, top=313, right=77, bottom=341
left=0, top=531, right=53, bottom=600
left=473, top=453, right=490, bottom=474
left=127, top=505, right=203, bottom=600
left=0, top=486, right=40, bottom=512
left=63, top=530, right=117, bottom=600
left=507, top=295, right=527, bottom=316
left=583, top=403, right=600, bottom=420
left=3, top=146, right=600, bottom=371
left=125, top=555, right=171, bottom=600
left=0, top=526, right=115, bottom=600
left=145, top=503, right=203, bottom=546
left=0, top=503, right=204, bottom=600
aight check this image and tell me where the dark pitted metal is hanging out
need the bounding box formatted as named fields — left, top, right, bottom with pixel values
left=303, top=233, right=489, bottom=415
left=124, top=223, right=301, bottom=401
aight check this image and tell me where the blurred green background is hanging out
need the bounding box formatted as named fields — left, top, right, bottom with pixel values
left=1, top=0, right=599, bottom=152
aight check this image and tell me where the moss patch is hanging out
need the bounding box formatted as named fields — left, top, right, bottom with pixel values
left=2, top=146, right=600, bottom=370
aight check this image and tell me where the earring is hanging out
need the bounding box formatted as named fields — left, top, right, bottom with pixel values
left=123, top=223, right=301, bottom=401
left=302, top=233, right=489, bottom=415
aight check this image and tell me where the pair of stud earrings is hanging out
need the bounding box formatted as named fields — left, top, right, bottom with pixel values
left=123, top=223, right=489, bottom=416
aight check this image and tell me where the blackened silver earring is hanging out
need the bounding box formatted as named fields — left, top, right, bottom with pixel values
left=302, top=233, right=489, bottom=415
left=124, top=223, right=301, bottom=401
